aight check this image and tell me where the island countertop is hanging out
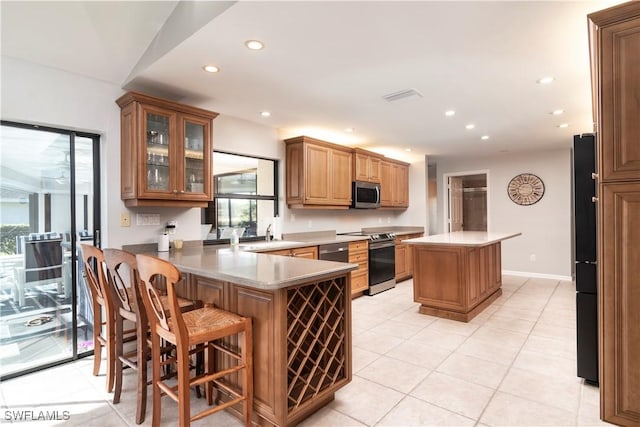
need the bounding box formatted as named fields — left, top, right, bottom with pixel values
left=155, top=245, right=357, bottom=290
left=404, top=231, right=521, bottom=247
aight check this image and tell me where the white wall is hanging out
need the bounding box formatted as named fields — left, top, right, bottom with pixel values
left=2, top=57, right=428, bottom=249
left=434, top=149, right=572, bottom=278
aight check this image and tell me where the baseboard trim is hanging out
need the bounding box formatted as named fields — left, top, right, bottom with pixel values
left=502, top=270, right=572, bottom=282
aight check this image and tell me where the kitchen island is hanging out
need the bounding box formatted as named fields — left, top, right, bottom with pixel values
left=156, top=246, right=357, bottom=426
left=405, top=231, right=521, bottom=322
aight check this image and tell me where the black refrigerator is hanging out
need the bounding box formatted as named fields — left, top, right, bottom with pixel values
left=573, top=133, right=598, bottom=385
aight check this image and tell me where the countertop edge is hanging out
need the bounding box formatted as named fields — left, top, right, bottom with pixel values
left=405, top=232, right=522, bottom=247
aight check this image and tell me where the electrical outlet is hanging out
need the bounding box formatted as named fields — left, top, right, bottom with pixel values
left=120, top=212, right=131, bottom=227
left=530, top=254, right=536, bottom=262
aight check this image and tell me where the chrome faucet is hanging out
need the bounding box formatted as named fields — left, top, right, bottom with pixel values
left=265, top=224, right=273, bottom=242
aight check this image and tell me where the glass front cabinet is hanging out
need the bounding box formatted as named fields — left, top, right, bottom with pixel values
left=117, top=92, right=218, bottom=207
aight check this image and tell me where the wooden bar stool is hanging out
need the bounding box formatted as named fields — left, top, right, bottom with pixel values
left=80, top=244, right=118, bottom=392
left=103, top=248, right=202, bottom=425
left=136, top=254, right=253, bottom=427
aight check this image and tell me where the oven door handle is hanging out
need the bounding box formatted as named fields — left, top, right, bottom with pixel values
left=369, top=241, right=395, bottom=250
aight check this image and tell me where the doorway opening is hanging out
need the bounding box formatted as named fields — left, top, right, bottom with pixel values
left=444, top=171, right=489, bottom=232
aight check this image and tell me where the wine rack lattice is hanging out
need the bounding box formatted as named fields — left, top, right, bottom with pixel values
left=286, top=277, right=346, bottom=410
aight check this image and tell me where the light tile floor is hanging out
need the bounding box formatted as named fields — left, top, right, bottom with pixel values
left=0, top=275, right=613, bottom=426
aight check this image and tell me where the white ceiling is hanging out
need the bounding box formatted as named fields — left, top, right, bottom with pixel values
left=0, top=1, right=625, bottom=163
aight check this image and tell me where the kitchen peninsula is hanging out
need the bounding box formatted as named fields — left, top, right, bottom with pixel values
left=405, top=231, right=521, bottom=322
left=156, top=246, right=357, bottom=426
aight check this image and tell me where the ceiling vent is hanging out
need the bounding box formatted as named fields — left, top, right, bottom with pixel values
left=382, top=88, right=423, bottom=103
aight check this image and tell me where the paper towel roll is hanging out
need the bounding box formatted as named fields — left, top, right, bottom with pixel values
left=158, top=233, right=169, bottom=252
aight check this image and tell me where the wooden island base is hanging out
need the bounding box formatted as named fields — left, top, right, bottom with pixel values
left=406, top=232, right=521, bottom=323
left=418, top=288, right=502, bottom=322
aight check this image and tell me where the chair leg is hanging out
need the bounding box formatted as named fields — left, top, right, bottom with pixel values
left=136, top=321, right=148, bottom=425
left=177, top=344, right=191, bottom=427
left=206, top=342, right=214, bottom=406
left=243, top=322, right=253, bottom=427
left=151, top=334, right=162, bottom=427
left=92, top=304, right=102, bottom=377
left=113, top=315, right=124, bottom=404
left=105, top=316, right=115, bottom=393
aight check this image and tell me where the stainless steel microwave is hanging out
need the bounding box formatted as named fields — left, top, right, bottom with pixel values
left=352, top=181, right=381, bottom=209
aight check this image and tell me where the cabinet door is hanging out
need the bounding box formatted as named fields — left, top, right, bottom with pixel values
left=331, top=149, right=352, bottom=205
left=291, top=246, right=318, bottom=259
left=600, top=182, right=640, bottom=425
left=394, top=164, right=409, bottom=207
left=380, top=161, right=393, bottom=206
left=139, top=104, right=177, bottom=199
left=369, top=157, right=381, bottom=183
left=304, top=144, right=331, bottom=203
left=598, top=14, right=640, bottom=182
left=179, top=114, right=211, bottom=200
left=354, top=153, right=369, bottom=182
left=395, top=243, right=407, bottom=280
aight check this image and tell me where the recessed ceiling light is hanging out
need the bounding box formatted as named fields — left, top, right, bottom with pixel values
left=405, top=148, right=412, bottom=152
left=537, top=76, right=555, bottom=84
left=245, top=40, right=264, bottom=50
left=551, top=109, right=564, bottom=115
left=445, top=110, right=456, bottom=117
left=481, top=135, right=490, bottom=140
left=465, top=124, right=475, bottom=130
left=344, top=128, right=354, bottom=133
left=202, top=65, right=220, bottom=73
left=558, top=123, right=570, bottom=128
left=260, top=111, right=271, bottom=117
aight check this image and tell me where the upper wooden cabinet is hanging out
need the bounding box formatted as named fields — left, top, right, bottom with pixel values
left=589, top=3, right=640, bottom=426
left=590, top=4, right=640, bottom=182
left=353, top=149, right=382, bottom=183
left=380, top=159, right=410, bottom=208
left=285, top=136, right=352, bottom=209
left=116, top=91, right=218, bottom=207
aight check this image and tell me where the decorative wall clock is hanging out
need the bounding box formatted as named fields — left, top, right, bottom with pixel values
left=507, top=173, right=545, bottom=206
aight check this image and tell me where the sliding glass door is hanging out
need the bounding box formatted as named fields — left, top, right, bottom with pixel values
left=0, top=121, right=100, bottom=379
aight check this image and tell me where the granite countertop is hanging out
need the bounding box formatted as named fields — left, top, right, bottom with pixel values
left=404, top=231, right=521, bottom=247
left=155, top=245, right=357, bottom=290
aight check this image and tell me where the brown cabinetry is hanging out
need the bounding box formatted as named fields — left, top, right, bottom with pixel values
left=263, top=245, right=318, bottom=260
left=348, top=240, right=369, bottom=295
left=188, top=273, right=351, bottom=426
left=395, top=233, right=424, bottom=282
left=590, top=3, right=640, bottom=425
left=116, top=91, right=218, bottom=207
left=380, top=159, right=410, bottom=208
left=285, top=136, right=352, bottom=209
left=412, top=241, right=502, bottom=322
left=353, top=149, right=381, bottom=183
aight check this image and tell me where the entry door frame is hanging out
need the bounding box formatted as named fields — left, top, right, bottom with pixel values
left=443, top=169, right=490, bottom=233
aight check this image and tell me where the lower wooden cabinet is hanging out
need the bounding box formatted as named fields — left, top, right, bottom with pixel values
left=188, top=273, right=351, bottom=426
left=599, top=182, right=640, bottom=425
left=395, top=233, right=424, bottom=282
left=349, top=240, right=368, bottom=295
left=263, top=245, right=318, bottom=259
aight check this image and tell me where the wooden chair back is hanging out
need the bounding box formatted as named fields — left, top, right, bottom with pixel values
left=80, top=244, right=108, bottom=305
left=103, top=248, right=138, bottom=313
left=135, top=254, right=181, bottom=336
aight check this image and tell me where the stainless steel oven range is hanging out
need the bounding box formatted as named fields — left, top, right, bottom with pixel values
left=341, top=232, right=396, bottom=295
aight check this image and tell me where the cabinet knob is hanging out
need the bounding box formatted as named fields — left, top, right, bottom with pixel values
left=173, top=189, right=178, bottom=194
left=591, top=173, right=599, bottom=180
left=592, top=196, right=599, bottom=203
left=180, top=190, right=185, bottom=194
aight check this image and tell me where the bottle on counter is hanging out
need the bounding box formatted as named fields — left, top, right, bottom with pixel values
left=230, top=229, right=239, bottom=247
